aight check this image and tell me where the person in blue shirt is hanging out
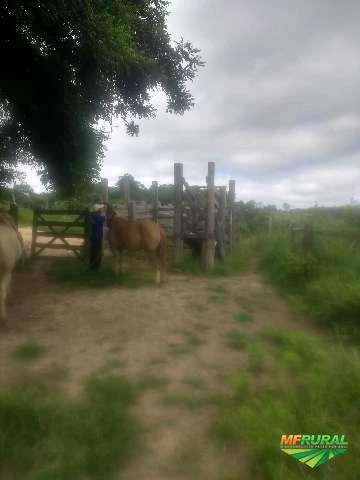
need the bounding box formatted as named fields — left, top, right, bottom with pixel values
left=89, top=204, right=105, bottom=270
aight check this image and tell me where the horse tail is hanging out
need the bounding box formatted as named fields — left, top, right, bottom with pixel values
left=158, top=228, right=167, bottom=281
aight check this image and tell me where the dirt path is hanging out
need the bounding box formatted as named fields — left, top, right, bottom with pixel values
left=0, top=258, right=316, bottom=480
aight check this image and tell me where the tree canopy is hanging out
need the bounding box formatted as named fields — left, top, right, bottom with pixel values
left=114, top=173, right=148, bottom=201
left=0, top=1, right=204, bottom=193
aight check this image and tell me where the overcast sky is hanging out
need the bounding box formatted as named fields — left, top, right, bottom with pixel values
left=26, top=0, right=360, bottom=207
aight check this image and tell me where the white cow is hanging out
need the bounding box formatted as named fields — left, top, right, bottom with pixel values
left=0, top=214, right=24, bottom=324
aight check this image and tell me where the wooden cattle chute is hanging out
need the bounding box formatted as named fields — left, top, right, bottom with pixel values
left=109, top=162, right=236, bottom=270
left=31, top=209, right=89, bottom=259
left=174, top=162, right=236, bottom=270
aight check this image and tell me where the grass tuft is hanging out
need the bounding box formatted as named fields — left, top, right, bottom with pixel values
left=234, top=311, right=253, bottom=323
left=13, top=342, right=47, bottom=362
left=49, top=257, right=154, bottom=289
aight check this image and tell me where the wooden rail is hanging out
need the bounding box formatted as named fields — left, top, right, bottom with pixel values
left=31, top=209, right=89, bottom=259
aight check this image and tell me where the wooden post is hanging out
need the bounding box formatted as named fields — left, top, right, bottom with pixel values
left=217, top=186, right=227, bottom=259
left=83, top=208, right=90, bottom=260
left=228, top=180, right=236, bottom=251
left=202, top=162, right=216, bottom=270
left=100, top=178, right=108, bottom=263
left=152, top=181, right=159, bottom=222
left=124, top=176, right=130, bottom=204
left=174, top=163, right=184, bottom=263
left=128, top=200, right=136, bottom=222
left=31, top=208, right=38, bottom=257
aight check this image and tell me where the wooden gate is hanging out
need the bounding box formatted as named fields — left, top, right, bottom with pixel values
left=31, top=209, right=89, bottom=259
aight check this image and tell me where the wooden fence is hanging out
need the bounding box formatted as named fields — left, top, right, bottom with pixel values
left=31, top=208, right=89, bottom=259
left=29, top=162, right=237, bottom=270
left=111, top=162, right=236, bottom=270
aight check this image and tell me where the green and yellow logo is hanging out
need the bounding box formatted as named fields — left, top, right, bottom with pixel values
left=280, top=434, right=348, bottom=468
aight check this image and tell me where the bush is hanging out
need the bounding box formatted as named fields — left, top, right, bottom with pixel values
left=262, top=238, right=321, bottom=291
left=306, top=276, right=360, bottom=328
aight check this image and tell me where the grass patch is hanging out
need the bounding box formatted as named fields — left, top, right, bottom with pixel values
left=260, top=233, right=360, bottom=340
left=98, top=357, right=126, bottom=375
left=49, top=257, right=154, bottom=289
left=213, top=328, right=360, bottom=479
left=0, top=374, right=139, bottom=480
left=13, top=342, right=47, bottom=362
left=234, top=296, right=254, bottom=312
left=184, top=331, right=204, bottom=347
left=173, top=239, right=254, bottom=276
left=226, top=329, right=249, bottom=351
left=182, top=374, right=207, bottom=390
left=234, top=311, right=253, bottom=323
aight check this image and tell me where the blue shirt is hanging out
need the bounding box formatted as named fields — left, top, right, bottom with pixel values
left=90, top=212, right=105, bottom=244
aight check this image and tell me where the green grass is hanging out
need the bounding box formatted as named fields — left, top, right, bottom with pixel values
left=0, top=374, right=139, bottom=480
left=49, top=257, right=154, bottom=289
left=182, top=373, right=207, bottom=390
left=234, top=311, right=253, bottom=323
left=172, top=240, right=253, bottom=276
left=13, top=342, right=47, bottom=362
left=213, top=328, right=360, bottom=480
left=234, top=296, right=254, bottom=312
left=184, top=331, right=205, bottom=347
left=259, top=233, right=360, bottom=340
left=226, top=329, right=249, bottom=350
left=18, top=207, right=33, bottom=226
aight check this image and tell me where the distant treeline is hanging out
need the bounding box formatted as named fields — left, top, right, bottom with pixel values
left=0, top=174, right=175, bottom=209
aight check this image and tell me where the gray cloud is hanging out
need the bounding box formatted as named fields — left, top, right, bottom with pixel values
left=26, top=0, right=360, bottom=207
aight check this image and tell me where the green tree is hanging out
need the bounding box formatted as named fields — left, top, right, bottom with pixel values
left=158, top=184, right=175, bottom=204
left=115, top=173, right=148, bottom=201
left=0, top=1, right=204, bottom=193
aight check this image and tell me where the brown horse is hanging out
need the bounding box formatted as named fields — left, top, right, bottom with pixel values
left=0, top=213, right=24, bottom=324
left=106, top=205, right=166, bottom=285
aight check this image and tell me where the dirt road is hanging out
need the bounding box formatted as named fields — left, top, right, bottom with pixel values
left=0, top=256, right=312, bottom=480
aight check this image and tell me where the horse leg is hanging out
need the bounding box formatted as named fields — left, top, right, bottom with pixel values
left=146, top=250, right=160, bottom=285
left=114, top=250, right=127, bottom=276
left=114, top=250, right=125, bottom=277
left=0, top=272, right=10, bottom=324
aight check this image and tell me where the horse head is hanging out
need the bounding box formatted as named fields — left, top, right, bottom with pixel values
left=105, top=203, right=117, bottom=227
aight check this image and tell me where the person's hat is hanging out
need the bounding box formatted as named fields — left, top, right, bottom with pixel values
left=91, top=203, right=104, bottom=212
